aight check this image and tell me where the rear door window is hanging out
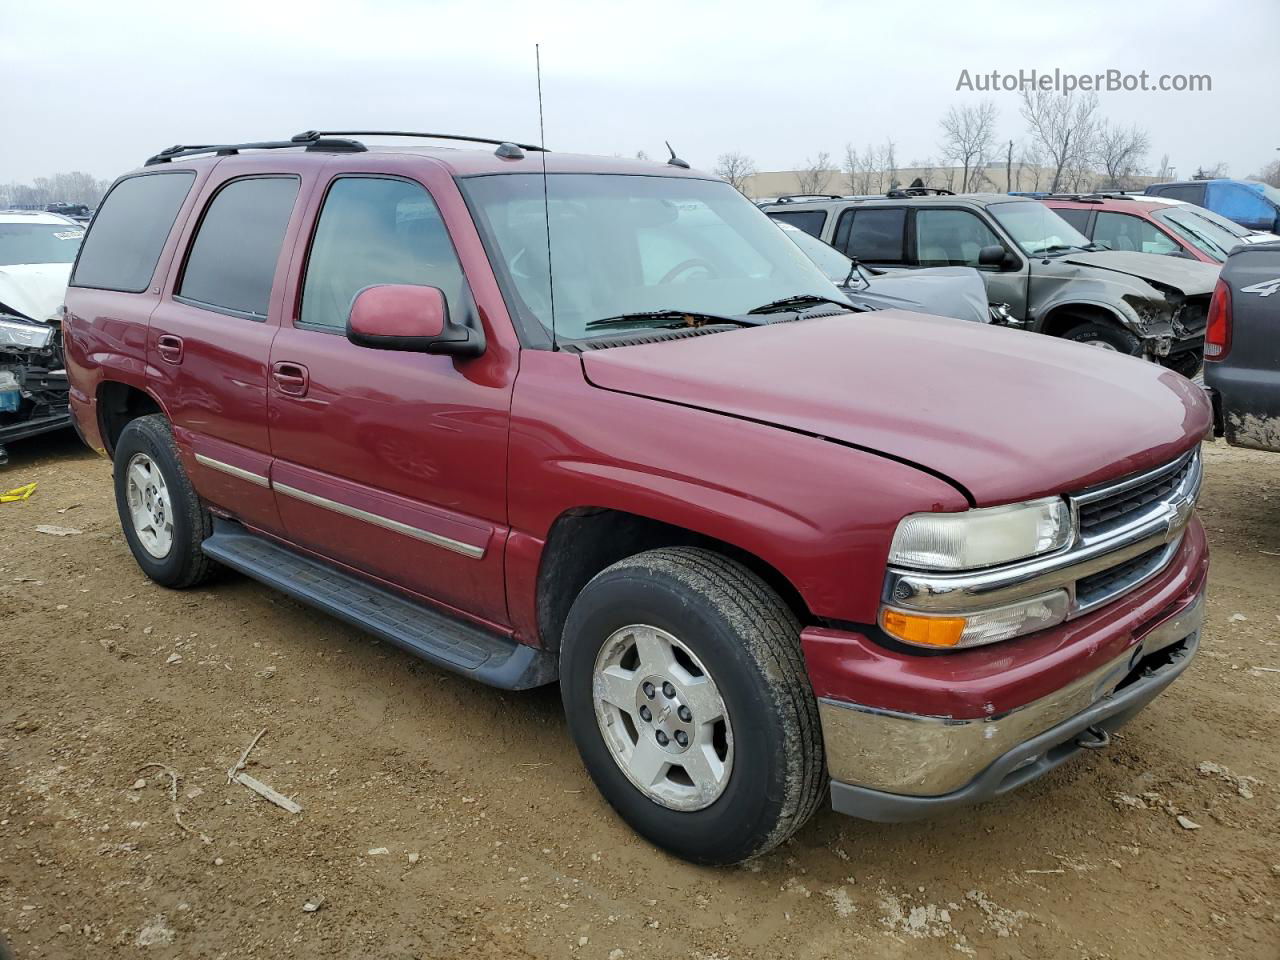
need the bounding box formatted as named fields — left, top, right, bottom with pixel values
left=70, top=172, right=195, bottom=292
left=1093, top=212, right=1180, bottom=256
left=835, top=207, right=906, bottom=264
left=766, top=210, right=827, bottom=238
left=178, top=177, right=300, bottom=318
left=299, top=177, right=466, bottom=331
left=914, top=209, right=1002, bottom=266
left=1053, top=207, right=1093, bottom=234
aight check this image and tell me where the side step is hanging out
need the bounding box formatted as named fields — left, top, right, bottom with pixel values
left=202, top=519, right=557, bottom=690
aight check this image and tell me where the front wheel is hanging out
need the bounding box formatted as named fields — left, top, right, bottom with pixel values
left=559, top=547, right=826, bottom=865
left=1062, top=320, right=1142, bottom=355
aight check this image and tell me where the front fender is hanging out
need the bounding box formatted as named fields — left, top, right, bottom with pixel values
left=505, top=351, right=968, bottom=640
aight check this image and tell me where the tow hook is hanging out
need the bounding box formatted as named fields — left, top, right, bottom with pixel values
left=1075, top=725, right=1111, bottom=750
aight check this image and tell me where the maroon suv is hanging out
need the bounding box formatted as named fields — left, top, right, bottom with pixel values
left=62, top=131, right=1209, bottom=865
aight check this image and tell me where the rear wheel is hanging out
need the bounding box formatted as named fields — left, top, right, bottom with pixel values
left=113, top=414, right=215, bottom=588
left=560, top=547, right=825, bottom=865
left=1062, top=320, right=1142, bottom=355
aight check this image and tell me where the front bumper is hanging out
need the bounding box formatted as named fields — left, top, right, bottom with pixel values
left=824, top=589, right=1202, bottom=821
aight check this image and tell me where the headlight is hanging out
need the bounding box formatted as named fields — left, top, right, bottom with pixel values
left=0, top=317, right=54, bottom=350
left=889, top=497, right=1073, bottom=571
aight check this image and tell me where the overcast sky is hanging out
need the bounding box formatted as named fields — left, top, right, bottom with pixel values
left=4, top=0, right=1277, bottom=184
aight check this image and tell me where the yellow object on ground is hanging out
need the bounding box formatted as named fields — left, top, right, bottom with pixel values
left=1, top=482, right=37, bottom=502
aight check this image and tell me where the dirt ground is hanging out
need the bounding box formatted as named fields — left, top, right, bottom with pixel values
left=1, top=432, right=1277, bottom=960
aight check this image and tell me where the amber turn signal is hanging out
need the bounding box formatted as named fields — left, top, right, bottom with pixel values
left=881, top=609, right=966, bottom=648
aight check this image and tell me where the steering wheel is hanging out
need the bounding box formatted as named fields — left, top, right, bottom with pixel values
left=660, top=258, right=718, bottom=284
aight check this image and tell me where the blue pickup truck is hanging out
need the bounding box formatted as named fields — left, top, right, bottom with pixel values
left=1145, top=179, right=1280, bottom=233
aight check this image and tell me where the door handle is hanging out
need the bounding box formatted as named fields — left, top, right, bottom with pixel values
left=271, top=361, right=309, bottom=397
left=156, top=334, right=184, bottom=364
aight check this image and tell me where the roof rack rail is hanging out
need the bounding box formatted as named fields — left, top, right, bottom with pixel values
left=771, top=194, right=846, bottom=204
left=885, top=187, right=955, bottom=198
left=144, top=137, right=366, bottom=166
left=290, top=130, right=547, bottom=153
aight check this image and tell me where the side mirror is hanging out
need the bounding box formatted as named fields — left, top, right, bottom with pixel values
left=978, top=244, right=1012, bottom=269
left=346, top=284, right=483, bottom=356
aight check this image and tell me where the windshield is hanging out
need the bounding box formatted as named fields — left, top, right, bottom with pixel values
left=1154, top=207, right=1244, bottom=261
left=989, top=200, right=1092, bottom=256
left=774, top=219, right=856, bottom=283
left=0, top=222, right=84, bottom=266
left=462, top=174, right=846, bottom=342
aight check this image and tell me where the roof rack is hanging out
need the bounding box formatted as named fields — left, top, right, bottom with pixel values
left=144, top=129, right=548, bottom=167
left=145, top=137, right=366, bottom=166
left=770, top=194, right=846, bottom=204
left=885, top=187, right=955, bottom=198
left=290, top=130, right=547, bottom=153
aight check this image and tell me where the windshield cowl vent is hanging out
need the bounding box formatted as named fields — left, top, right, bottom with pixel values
left=576, top=326, right=734, bottom=351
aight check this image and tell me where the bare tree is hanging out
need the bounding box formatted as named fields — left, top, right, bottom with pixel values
left=1251, top=159, right=1280, bottom=188
left=878, top=140, right=899, bottom=192
left=910, top=157, right=939, bottom=189
left=938, top=100, right=999, bottom=193
left=795, top=151, right=834, bottom=195
left=1193, top=162, right=1229, bottom=180
left=1097, top=123, right=1150, bottom=189
left=713, top=151, right=757, bottom=196
left=1020, top=90, right=1101, bottom=193
left=634, top=149, right=650, bottom=161
left=1155, top=153, right=1174, bottom=180
left=842, top=143, right=860, bottom=195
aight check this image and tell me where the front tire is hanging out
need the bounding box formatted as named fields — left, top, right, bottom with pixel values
left=560, top=547, right=825, bottom=865
left=113, top=414, right=214, bottom=588
left=1062, top=320, right=1142, bottom=355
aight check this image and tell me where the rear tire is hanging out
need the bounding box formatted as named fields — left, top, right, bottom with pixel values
left=560, top=547, right=825, bottom=865
left=1062, top=320, right=1142, bottom=355
left=113, top=414, right=215, bottom=588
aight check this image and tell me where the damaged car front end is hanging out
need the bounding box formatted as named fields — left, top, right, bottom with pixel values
left=0, top=212, right=83, bottom=464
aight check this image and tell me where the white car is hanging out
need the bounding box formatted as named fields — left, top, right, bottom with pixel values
left=0, top=210, right=84, bottom=463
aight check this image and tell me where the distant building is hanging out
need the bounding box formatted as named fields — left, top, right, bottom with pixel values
left=741, top=165, right=1161, bottom=199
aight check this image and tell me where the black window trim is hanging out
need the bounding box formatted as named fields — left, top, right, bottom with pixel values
left=1050, top=205, right=1096, bottom=239
left=765, top=208, right=829, bottom=238
left=67, top=169, right=198, bottom=295
left=172, top=173, right=302, bottom=323
left=293, top=172, right=475, bottom=337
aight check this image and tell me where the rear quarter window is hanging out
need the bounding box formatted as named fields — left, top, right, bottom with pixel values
left=766, top=210, right=827, bottom=238
left=70, top=172, right=195, bottom=292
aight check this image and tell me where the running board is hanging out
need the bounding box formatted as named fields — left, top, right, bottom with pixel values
left=202, top=519, right=557, bottom=690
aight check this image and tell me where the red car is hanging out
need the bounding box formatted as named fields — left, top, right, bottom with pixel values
left=1043, top=194, right=1278, bottom=264
left=63, top=132, right=1208, bottom=865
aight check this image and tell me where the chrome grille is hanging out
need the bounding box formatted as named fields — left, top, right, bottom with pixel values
left=1075, top=453, right=1198, bottom=542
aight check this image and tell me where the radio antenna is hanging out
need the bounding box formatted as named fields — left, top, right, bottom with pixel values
left=536, top=44, right=557, bottom=351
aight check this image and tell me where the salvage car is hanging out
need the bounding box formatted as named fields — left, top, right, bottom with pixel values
left=0, top=210, right=81, bottom=464
left=775, top=219, right=994, bottom=323
left=1044, top=194, right=1279, bottom=264
left=64, top=133, right=1208, bottom=864
left=759, top=193, right=1219, bottom=375
left=1204, top=240, right=1280, bottom=452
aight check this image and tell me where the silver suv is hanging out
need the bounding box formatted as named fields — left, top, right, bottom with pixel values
left=760, top=192, right=1219, bottom=375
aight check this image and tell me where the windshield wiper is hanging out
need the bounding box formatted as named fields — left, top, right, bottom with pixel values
left=584, top=309, right=764, bottom=331
left=747, top=293, right=853, bottom=315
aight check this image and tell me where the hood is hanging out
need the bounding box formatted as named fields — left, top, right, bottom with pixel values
left=580, top=312, right=1209, bottom=506
left=0, top=263, right=73, bottom=322
left=1055, top=250, right=1218, bottom=296
left=849, top=266, right=989, bottom=324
